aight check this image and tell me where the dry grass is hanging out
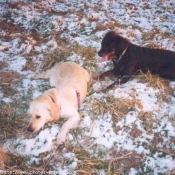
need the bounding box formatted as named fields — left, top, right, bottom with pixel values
left=141, top=41, right=163, bottom=49
left=8, top=2, right=25, bottom=9
left=0, top=70, right=21, bottom=87
left=108, top=150, right=142, bottom=174
left=93, top=20, right=127, bottom=33
left=108, top=20, right=127, bottom=30
left=0, top=61, right=8, bottom=69
left=94, top=23, right=108, bottom=32
left=137, top=111, right=156, bottom=132
left=138, top=70, right=174, bottom=96
left=75, top=147, right=142, bottom=175
left=0, top=20, right=25, bottom=35
left=0, top=147, right=7, bottom=170
left=29, top=29, right=47, bottom=45
left=0, top=71, right=21, bottom=98
left=22, top=58, right=37, bottom=72
left=0, top=103, right=28, bottom=141
left=4, top=153, right=33, bottom=171
left=92, top=95, right=142, bottom=122
left=40, top=39, right=97, bottom=71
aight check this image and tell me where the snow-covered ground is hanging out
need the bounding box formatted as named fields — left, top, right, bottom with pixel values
left=0, top=0, right=175, bottom=174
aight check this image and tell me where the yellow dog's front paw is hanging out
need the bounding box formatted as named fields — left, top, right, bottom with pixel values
left=57, top=134, right=66, bottom=146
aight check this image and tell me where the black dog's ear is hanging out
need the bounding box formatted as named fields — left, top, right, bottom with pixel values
left=107, top=31, right=129, bottom=49
left=120, top=37, right=128, bottom=49
left=115, top=35, right=129, bottom=54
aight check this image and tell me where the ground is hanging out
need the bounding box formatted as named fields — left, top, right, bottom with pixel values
left=0, top=0, right=175, bottom=174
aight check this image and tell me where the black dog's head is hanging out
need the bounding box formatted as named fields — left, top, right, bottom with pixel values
left=98, top=31, right=129, bottom=61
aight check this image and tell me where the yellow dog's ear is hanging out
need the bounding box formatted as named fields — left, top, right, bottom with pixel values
left=50, top=103, right=60, bottom=121
left=45, top=88, right=60, bottom=121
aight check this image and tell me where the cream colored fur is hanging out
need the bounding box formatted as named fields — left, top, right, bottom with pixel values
left=28, top=61, right=90, bottom=145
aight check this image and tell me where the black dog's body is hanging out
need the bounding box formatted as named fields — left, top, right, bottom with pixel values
left=97, top=31, right=175, bottom=87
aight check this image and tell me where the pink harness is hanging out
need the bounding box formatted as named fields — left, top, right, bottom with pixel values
left=76, top=90, right=81, bottom=109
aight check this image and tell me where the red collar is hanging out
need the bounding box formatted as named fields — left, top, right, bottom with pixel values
left=47, top=90, right=80, bottom=108
left=48, top=95, right=56, bottom=103
left=48, top=86, right=56, bottom=103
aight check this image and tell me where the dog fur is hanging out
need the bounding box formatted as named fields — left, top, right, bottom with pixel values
left=27, top=61, right=90, bottom=145
left=96, top=31, right=175, bottom=88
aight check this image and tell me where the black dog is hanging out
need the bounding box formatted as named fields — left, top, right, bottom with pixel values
left=96, top=31, right=175, bottom=88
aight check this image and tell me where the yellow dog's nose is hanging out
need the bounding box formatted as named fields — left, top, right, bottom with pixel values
left=27, top=126, right=34, bottom=132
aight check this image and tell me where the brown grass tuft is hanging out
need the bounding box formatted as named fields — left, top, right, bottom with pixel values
left=76, top=148, right=142, bottom=175
left=108, top=20, right=126, bottom=30
left=137, top=111, right=155, bottom=132
left=95, top=23, right=107, bottom=31
left=0, top=70, right=21, bottom=87
left=4, top=152, right=32, bottom=171
left=0, top=61, right=8, bottom=69
left=0, top=20, right=25, bottom=35
left=0, top=103, right=28, bottom=141
left=0, top=147, right=7, bottom=170
left=22, top=58, right=37, bottom=72
left=39, top=48, right=68, bottom=71
left=108, top=150, right=142, bottom=174
left=8, top=2, right=25, bottom=9
left=141, top=41, right=163, bottom=49
left=138, top=70, right=174, bottom=95
left=92, top=95, right=142, bottom=122
left=39, top=39, right=97, bottom=71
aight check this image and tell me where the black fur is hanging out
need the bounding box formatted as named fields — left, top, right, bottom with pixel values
left=97, top=31, right=175, bottom=87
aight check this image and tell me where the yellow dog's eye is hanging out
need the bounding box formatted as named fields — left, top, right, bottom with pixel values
left=36, top=115, right=41, bottom=119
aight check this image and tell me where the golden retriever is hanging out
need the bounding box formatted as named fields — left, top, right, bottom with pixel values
left=27, top=61, right=90, bottom=145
